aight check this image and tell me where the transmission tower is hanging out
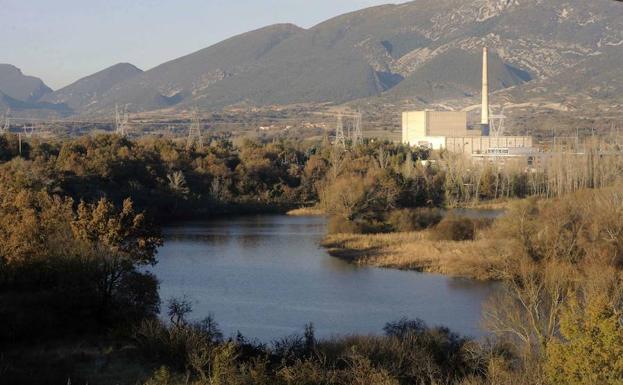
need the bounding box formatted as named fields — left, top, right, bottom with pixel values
left=321, top=126, right=331, bottom=148
left=611, top=121, right=620, bottom=148
left=1, top=109, right=10, bottom=133
left=115, top=104, right=130, bottom=136
left=334, top=113, right=346, bottom=148
left=489, top=113, right=506, bottom=137
left=23, top=123, right=35, bottom=138
left=351, top=111, right=364, bottom=146
left=488, top=105, right=506, bottom=137
left=186, top=108, right=204, bottom=151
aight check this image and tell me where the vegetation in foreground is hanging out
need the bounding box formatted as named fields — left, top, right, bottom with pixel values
left=1, top=133, right=623, bottom=384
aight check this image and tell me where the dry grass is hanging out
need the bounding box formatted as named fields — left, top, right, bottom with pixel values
left=287, top=207, right=326, bottom=216
left=452, top=199, right=515, bottom=210
left=322, top=230, right=504, bottom=280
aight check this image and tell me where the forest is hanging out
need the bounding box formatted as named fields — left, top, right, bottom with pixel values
left=1, top=132, right=623, bottom=384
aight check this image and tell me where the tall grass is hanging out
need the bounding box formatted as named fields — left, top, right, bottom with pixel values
left=322, top=227, right=504, bottom=280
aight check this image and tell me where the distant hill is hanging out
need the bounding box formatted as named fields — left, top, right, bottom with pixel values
left=86, top=0, right=622, bottom=113
left=387, top=48, right=531, bottom=103
left=42, top=63, right=143, bottom=111
left=0, top=89, right=71, bottom=116
left=87, top=23, right=304, bottom=113
left=3, top=0, right=623, bottom=116
left=0, top=64, right=52, bottom=103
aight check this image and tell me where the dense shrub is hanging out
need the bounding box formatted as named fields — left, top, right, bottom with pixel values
left=386, top=208, right=443, bottom=232
left=327, top=216, right=388, bottom=234
left=134, top=300, right=224, bottom=374
left=471, top=217, right=495, bottom=231
left=0, top=190, right=162, bottom=341
left=431, top=217, right=476, bottom=241
left=136, top=317, right=478, bottom=385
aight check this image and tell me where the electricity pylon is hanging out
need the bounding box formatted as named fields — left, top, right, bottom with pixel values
left=186, top=108, right=204, bottom=151
left=1, top=109, right=10, bottom=133
left=23, top=123, right=35, bottom=138
left=334, top=113, right=346, bottom=148
left=351, top=111, right=364, bottom=146
left=115, top=104, right=129, bottom=136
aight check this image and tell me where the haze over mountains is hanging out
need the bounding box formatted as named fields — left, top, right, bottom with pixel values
left=1, top=0, right=622, bottom=117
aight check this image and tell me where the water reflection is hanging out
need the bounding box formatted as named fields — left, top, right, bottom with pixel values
left=150, top=215, right=497, bottom=342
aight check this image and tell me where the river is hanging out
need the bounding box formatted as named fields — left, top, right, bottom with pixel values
left=148, top=215, right=497, bottom=342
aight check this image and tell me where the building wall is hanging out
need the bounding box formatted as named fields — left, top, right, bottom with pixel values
left=402, top=111, right=427, bottom=145
left=402, top=111, right=474, bottom=146
left=413, top=136, right=447, bottom=150
left=426, top=111, right=469, bottom=137
left=445, top=136, right=533, bottom=155
left=401, top=110, right=534, bottom=158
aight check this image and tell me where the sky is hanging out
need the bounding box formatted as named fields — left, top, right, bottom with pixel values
left=0, top=0, right=397, bottom=90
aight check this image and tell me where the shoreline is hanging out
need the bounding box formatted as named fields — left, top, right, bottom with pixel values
left=286, top=206, right=326, bottom=216
left=321, top=230, right=504, bottom=281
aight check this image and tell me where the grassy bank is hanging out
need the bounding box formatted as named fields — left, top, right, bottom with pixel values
left=321, top=230, right=504, bottom=280
left=286, top=206, right=325, bottom=216
left=451, top=199, right=515, bottom=210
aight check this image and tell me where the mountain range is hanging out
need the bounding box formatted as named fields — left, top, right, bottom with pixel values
left=1, top=0, right=622, bottom=117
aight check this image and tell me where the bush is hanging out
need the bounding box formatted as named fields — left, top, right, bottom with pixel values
left=134, top=300, right=223, bottom=374
left=386, top=208, right=443, bottom=232
left=327, top=216, right=387, bottom=234
left=317, top=318, right=474, bottom=385
left=431, top=217, right=475, bottom=241
left=471, top=217, right=495, bottom=231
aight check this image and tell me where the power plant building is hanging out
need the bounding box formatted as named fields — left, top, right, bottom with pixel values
left=402, top=48, right=535, bottom=160
left=402, top=110, right=480, bottom=149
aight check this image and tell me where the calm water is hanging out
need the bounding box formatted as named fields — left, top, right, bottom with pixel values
left=148, top=215, right=497, bottom=342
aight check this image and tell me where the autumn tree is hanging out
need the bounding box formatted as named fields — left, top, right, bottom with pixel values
left=71, top=198, right=162, bottom=319
left=545, top=267, right=623, bottom=385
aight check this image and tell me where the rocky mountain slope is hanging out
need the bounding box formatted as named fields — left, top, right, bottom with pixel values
left=2, top=0, right=622, bottom=116
left=99, top=0, right=623, bottom=113
left=0, top=64, right=71, bottom=115
left=42, top=63, right=143, bottom=111
left=0, top=64, right=52, bottom=103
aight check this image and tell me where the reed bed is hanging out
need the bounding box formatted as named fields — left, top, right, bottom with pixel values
left=322, top=230, right=504, bottom=280
left=286, top=207, right=326, bottom=216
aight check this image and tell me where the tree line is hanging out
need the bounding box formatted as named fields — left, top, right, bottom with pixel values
left=1, top=132, right=623, bottom=384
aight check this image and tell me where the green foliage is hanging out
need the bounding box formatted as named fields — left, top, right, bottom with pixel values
left=545, top=270, right=623, bottom=385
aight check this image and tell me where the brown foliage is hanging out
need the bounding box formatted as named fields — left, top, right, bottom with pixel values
left=431, top=217, right=476, bottom=241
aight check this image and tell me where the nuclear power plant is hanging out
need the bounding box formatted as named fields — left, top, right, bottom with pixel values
left=402, top=48, right=536, bottom=162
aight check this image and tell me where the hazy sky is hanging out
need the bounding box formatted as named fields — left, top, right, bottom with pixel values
left=0, top=0, right=397, bottom=89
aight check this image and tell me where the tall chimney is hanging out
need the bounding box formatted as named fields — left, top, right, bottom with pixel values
left=481, top=47, right=490, bottom=136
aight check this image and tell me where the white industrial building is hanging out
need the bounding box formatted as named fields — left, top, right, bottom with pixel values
left=402, top=48, right=535, bottom=159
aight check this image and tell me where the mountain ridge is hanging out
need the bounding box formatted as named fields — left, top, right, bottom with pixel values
left=2, top=0, right=622, bottom=116
left=0, top=64, right=53, bottom=103
left=42, top=63, right=143, bottom=112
